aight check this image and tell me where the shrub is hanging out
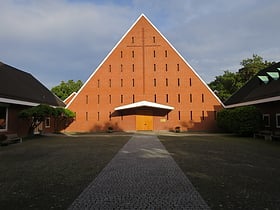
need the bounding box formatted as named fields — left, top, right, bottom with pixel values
left=217, top=106, right=262, bottom=136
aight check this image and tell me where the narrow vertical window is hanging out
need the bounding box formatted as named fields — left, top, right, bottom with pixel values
left=178, top=111, right=181, bottom=120
left=190, top=94, right=193, bottom=103
left=132, top=64, right=134, bottom=72
left=132, top=79, right=135, bottom=87
left=166, top=113, right=169, bottom=120
left=178, top=94, right=180, bottom=103
left=276, top=113, right=280, bottom=128
left=178, top=78, right=180, bottom=87
left=132, top=50, right=134, bottom=58
left=202, top=94, right=204, bottom=103
left=121, top=95, right=123, bottom=103
left=177, top=64, right=180, bottom=71
left=109, top=64, right=111, bottom=72
left=189, top=78, right=192, bottom=87
left=85, top=112, right=88, bottom=121
left=263, top=114, right=270, bottom=127
left=97, top=112, right=100, bottom=121
left=166, top=94, right=169, bottom=103
left=153, top=64, right=156, bottom=71
left=202, top=111, right=205, bottom=120
left=132, top=36, right=134, bottom=43
left=109, top=95, right=111, bottom=104
left=132, top=94, right=135, bottom=103
left=109, top=112, right=112, bottom=121
left=120, top=51, right=123, bottom=58
left=154, top=94, right=157, bottom=103
left=97, top=95, right=100, bottom=104
left=190, top=111, right=193, bottom=120
left=97, top=79, right=100, bottom=88
left=121, top=79, right=123, bottom=87
left=153, top=36, right=156, bottom=43
left=45, top=117, right=50, bottom=128
left=154, top=78, right=156, bottom=87
left=166, top=78, right=168, bottom=87
left=165, top=64, right=168, bottom=71
left=74, top=112, right=76, bottom=121
left=153, top=50, right=156, bottom=58
left=165, top=50, right=168, bottom=57
left=120, top=64, right=123, bottom=72
left=86, top=95, right=88, bottom=104
left=109, top=79, right=111, bottom=87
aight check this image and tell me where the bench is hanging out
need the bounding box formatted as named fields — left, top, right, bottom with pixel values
left=1, top=134, right=22, bottom=146
left=254, top=130, right=273, bottom=141
left=272, top=131, right=280, bottom=140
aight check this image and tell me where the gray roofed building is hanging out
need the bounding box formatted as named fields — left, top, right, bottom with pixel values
left=224, top=62, right=280, bottom=133
left=224, top=62, right=280, bottom=108
left=0, top=62, right=65, bottom=107
left=0, top=61, right=65, bottom=136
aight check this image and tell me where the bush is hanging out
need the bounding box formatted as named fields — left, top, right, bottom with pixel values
left=217, top=106, right=262, bottom=136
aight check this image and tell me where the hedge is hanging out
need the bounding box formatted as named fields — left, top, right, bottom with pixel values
left=217, top=106, right=262, bottom=136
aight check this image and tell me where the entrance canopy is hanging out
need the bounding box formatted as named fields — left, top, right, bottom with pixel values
left=114, top=100, right=174, bottom=111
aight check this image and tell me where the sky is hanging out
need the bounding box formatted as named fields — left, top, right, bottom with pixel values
left=1, top=0, right=280, bottom=88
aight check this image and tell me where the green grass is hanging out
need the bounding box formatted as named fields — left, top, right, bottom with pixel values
left=159, top=135, right=280, bottom=210
left=0, top=134, right=130, bottom=210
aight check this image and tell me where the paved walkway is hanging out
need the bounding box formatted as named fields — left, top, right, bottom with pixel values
left=68, top=134, right=210, bottom=209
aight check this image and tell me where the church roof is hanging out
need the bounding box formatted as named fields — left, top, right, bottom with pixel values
left=224, top=62, right=280, bottom=108
left=115, top=100, right=174, bottom=111
left=0, top=62, right=65, bottom=107
left=66, top=14, right=223, bottom=108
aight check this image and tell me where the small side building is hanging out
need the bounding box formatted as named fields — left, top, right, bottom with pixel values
left=0, top=62, right=65, bottom=136
left=224, top=62, right=280, bottom=133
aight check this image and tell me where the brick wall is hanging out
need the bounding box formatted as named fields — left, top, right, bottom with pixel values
left=66, top=15, right=223, bottom=132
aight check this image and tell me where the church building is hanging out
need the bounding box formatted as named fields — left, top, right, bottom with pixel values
left=65, top=14, right=223, bottom=132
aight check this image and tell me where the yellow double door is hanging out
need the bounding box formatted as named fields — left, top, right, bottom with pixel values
left=136, top=111, right=153, bottom=131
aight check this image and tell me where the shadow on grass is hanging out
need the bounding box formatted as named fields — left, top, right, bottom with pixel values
left=0, top=134, right=131, bottom=210
left=159, top=135, right=280, bottom=210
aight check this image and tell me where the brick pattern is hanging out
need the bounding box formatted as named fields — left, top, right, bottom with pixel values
left=66, top=15, right=223, bottom=132
left=68, top=135, right=210, bottom=209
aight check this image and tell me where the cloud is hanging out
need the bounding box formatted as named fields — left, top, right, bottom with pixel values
left=0, top=0, right=134, bottom=87
left=0, top=0, right=279, bottom=88
left=161, top=0, right=280, bottom=80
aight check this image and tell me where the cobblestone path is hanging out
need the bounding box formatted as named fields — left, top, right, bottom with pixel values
left=68, top=134, right=210, bottom=209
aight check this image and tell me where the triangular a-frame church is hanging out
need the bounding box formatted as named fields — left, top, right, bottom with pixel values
left=65, top=14, right=223, bottom=132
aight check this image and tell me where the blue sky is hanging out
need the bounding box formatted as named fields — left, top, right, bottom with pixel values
left=1, top=0, right=280, bottom=88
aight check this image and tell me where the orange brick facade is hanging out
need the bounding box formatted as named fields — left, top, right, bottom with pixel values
left=65, top=15, right=223, bottom=132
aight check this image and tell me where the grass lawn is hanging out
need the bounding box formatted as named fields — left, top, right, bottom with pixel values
left=159, top=135, right=280, bottom=210
left=0, top=134, right=131, bottom=210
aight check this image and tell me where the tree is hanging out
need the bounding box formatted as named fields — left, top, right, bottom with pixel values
left=209, top=54, right=275, bottom=102
left=238, top=54, right=274, bottom=83
left=208, top=71, right=242, bottom=102
left=51, top=80, right=83, bottom=100
left=19, top=104, right=75, bottom=135
left=52, top=107, right=76, bottom=132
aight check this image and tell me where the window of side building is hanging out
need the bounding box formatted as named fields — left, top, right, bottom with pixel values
left=0, top=106, right=8, bottom=131
left=276, top=114, right=280, bottom=128
left=45, top=117, right=51, bottom=128
left=263, top=114, right=270, bottom=127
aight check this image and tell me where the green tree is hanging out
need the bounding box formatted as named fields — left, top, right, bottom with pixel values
left=51, top=80, right=83, bottom=100
left=208, top=71, right=242, bottom=102
left=238, top=54, right=274, bottom=83
left=19, top=104, right=75, bottom=135
left=209, top=54, right=275, bottom=102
